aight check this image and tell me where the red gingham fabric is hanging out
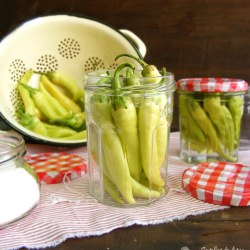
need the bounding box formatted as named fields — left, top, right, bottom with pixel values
left=177, top=78, right=248, bottom=92
left=182, top=162, right=250, bottom=206
left=25, top=152, right=87, bottom=184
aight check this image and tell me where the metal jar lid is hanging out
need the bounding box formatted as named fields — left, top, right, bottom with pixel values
left=177, top=78, right=248, bottom=92
left=25, top=152, right=86, bottom=184
left=182, top=162, right=250, bottom=206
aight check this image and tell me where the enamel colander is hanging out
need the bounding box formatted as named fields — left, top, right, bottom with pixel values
left=0, top=14, right=146, bottom=146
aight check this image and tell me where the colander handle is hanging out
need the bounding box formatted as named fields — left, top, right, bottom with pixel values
left=119, top=29, right=147, bottom=58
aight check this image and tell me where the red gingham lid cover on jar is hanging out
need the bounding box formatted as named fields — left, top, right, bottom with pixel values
left=182, top=162, right=250, bottom=206
left=25, top=152, right=87, bottom=184
left=177, top=78, right=248, bottom=92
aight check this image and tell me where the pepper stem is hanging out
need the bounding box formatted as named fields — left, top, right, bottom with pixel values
left=113, top=63, right=135, bottom=90
left=112, top=63, right=135, bottom=110
left=115, top=54, right=148, bottom=68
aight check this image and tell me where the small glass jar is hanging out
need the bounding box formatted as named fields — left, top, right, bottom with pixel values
left=177, top=78, right=248, bottom=164
left=84, top=70, right=176, bottom=207
left=240, top=91, right=250, bottom=150
left=0, top=130, right=40, bottom=227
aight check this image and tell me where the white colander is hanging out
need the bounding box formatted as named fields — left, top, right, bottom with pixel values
left=0, top=14, right=146, bottom=146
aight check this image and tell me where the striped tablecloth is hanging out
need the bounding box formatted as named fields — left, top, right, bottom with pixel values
left=1, top=132, right=249, bottom=250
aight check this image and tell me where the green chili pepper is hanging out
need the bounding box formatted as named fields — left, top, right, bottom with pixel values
left=131, top=177, right=161, bottom=199
left=16, top=109, right=78, bottom=138
left=16, top=109, right=48, bottom=136
left=187, top=97, right=236, bottom=162
left=115, top=56, right=166, bottom=187
left=203, top=96, right=234, bottom=154
left=155, top=114, right=168, bottom=169
left=18, top=70, right=46, bottom=120
left=41, top=75, right=82, bottom=113
left=138, top=97, right=164, bottom=187
left=125, top=67, right=140, bottom=86
left=59, top=129, right=87, bottom=140
left=42, top=122, right=78, bottom=138
left=103, top=174, right=124, bottom=204
left=46, top=71, right=84, bottom=101
left=18, top=81, right=43, bottom=120
left=75, top=97, right=85, bottom=112
left=19, top=83, right=65, bottom=121
left=18, top=70, right=34, bottom=114
left=39, top=80, right=70, bottom=118
left=179, top=94, right=206, bottom=143
left=17, top=70, right=87, bottom=141
left=111, top=63, right=142, bottom=181
left=155, top=69, right=172, bottom=169
left=50, top=112, right=86, bottom=131
left=90, top=94, right=135, bottom=204
left=139, top=173, right=165, bottom=194
left=227, top=95, right=244, bottom=146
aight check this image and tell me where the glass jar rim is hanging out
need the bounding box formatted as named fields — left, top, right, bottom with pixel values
left=84, top=69, right=176, bottom=93
left=0, top=131, right=25, bottom=162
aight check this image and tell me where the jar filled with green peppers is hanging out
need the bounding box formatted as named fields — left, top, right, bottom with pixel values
left=240, top=90, right=250, bottom=150
left=177, top=78, right=248, bottom=164
left=84, top=55, right=176, bottom=206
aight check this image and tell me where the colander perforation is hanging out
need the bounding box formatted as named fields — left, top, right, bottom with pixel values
left=36, top=54, right=58, bottom=73
left=84, top=56, right=105, bottom=72
left=58, top=38, right=80, bottom=59
left=9, top=88, right=22, bottom=120
left=9, top=59, right=27, bottom=83
left=108, top=63, right=118, bottom=70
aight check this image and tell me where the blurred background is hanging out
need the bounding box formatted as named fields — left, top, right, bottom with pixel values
left=0, top=0, right=249, bottom=131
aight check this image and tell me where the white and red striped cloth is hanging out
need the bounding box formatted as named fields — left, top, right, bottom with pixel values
left=1, top=132, right=249, bottom=250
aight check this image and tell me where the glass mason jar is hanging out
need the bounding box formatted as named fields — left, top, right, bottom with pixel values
left=84, top=70, right=176, bottom=207
left=0, top=131, right=40, bottom=227
left=240, top=91, right=250, bottom=150
left=177, top=78, right=248, bottom=164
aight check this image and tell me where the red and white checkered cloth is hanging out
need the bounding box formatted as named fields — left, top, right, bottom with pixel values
left=182, top=162, right=250, bottom=206
left=25, top=152, right=87, bottom=184
left=176, top=78, right=248, bottom=92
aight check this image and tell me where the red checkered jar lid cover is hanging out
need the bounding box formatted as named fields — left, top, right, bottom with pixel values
left=182, top=162, right=250, bottom=206
left=25, top=152, right=87, bottom=184
left=177, top=78, right=248, bottom=92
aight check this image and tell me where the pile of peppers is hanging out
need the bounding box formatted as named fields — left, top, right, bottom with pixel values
left=179, top=92, right=244, bottom=162
left=16, top=70, right=86, bottom=140
left=85, top=54, right=175, bottom=204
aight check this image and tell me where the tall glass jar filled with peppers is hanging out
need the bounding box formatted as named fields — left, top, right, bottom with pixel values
left=177, top=78, right=248, bottom=164
left=84, top=54, right=176, bottom=206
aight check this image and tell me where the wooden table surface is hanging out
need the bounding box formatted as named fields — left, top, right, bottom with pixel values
left=19, top=207, right=249, bottom=250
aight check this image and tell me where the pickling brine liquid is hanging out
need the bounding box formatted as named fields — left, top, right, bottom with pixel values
left=240, top=93, right=250, bottom=150
left=84, top=69, right=176, bottom=207
left=177, top=79, right=248, bottom=164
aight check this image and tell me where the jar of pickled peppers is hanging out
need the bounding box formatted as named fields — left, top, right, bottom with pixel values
left=177, top=78, right=248, bottom=164
left=240, top=90, right=250, bottom=150
left=84, top=68, right=176, bottom=207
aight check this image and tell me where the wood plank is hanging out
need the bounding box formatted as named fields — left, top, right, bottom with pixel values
left=28, top=211, right=250, bottom=250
